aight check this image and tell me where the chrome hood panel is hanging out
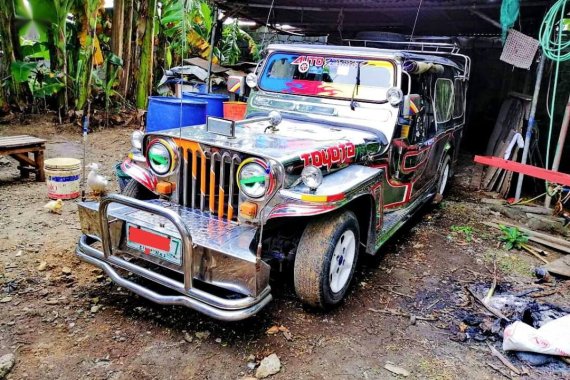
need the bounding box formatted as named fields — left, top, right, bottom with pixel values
left=156, top=117, right=387, bottom=166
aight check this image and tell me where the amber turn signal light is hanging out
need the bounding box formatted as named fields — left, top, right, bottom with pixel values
left=156, top=181, right=174, bottom=195
left=239, top=201, right=258, bottom=219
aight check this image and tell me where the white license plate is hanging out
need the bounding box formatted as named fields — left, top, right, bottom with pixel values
left=126, top=223, right=182, bottom=266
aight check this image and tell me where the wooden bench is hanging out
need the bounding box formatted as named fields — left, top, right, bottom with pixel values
left=0, top=135, right=47, bottom=181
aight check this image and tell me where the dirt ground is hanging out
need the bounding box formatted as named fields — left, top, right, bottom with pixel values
left=1, top=115, right=569, bottom=380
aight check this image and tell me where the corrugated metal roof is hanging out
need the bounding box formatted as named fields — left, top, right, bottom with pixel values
left=214, top=0, right=549, bottom=38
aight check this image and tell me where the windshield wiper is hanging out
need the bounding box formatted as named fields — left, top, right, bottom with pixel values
left=350, top=62, right=362, bottom=111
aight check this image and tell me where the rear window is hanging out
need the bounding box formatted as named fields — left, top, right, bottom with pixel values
left=259, top=52, right=395, bottom=102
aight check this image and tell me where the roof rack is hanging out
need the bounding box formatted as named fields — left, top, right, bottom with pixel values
left=343, top=38, right=471, bottom=80
left=343, top=38, right=460, bottom=54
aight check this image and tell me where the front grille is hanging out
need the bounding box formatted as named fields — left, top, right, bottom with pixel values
left=179, top=147, right=241, bottom=221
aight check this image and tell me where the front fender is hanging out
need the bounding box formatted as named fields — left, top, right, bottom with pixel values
left=120, top=159, right=157, bottom=192
left=266, top=164, right=384, bottom=219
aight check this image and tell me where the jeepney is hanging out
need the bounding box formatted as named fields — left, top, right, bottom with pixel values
left=76, top=42, right=470, bottom=321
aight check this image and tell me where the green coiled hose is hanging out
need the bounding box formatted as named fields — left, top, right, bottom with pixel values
left=538, top=0, right=569, bottom=172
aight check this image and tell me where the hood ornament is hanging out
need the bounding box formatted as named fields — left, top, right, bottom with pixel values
left=264, top=111, right=282, bottom=133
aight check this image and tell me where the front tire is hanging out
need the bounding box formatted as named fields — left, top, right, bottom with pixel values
left=122, top=179, right=157, bottom=200
left=294, top=211, right=360, bottom=309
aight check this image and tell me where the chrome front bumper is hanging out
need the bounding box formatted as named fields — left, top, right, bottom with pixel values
left=76, top=194, right=272, bottom=321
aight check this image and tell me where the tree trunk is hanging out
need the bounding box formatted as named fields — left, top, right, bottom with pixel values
left=52, top=0, right=75, bottom=115
left=76, top=0, right=100, bottom=111
left=111, top=0, right=124, bottom=57
left=0, top=0, right=23, bottom=107
left=135, top=0, right=157, bottom=110
left=120, top=0, right=134, bottom=98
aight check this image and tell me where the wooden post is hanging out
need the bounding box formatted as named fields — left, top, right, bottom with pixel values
left=35, top=149, right=45, bottom=182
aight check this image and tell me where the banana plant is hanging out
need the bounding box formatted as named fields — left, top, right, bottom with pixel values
left=221, top=20, right=260, bottom=65
left=161, top=0, right=216, bottom=66
left=92, top=53, right=124, bottom=126
left=75, top=0, right=104, bottom=111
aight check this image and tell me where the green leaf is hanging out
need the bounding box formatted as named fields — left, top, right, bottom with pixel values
left=165, top=45, right=172, bottom=68
left=107, top=53, right=123, bottom=67
left=32, top=82, right=64, bottom=97
left=20, top=41, right=49, bottom=58
left=10, top=61, right=37, bottom=83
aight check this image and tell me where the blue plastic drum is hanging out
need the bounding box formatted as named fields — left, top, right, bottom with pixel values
left=182, top=92, right=230, bottom=118
left=146, top=96, right=207, bottom=132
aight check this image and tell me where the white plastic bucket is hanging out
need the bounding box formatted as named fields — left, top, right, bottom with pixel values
left=44, top=158, right=81, bottom=200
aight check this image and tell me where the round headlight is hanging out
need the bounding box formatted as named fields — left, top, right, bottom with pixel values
left=301, top=165, right=323, bottom=190
left=246, top=73, right=258, bottom=88
left=131, top=130, right=144, bottom=150
left=238, top=161, right=268, bottom=199
left=147, top=140, right=175, bottom=176
left=386, top=87, right=403, bottom=106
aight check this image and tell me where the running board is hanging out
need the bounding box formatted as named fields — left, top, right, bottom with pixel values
left=376, top=192, right=435, bottom=249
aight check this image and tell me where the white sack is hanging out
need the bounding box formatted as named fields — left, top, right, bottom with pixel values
left=503, top=315, right=570, bottom=356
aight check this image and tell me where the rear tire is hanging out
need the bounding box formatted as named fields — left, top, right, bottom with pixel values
left=294, top=211, right=360, bottom=309
left=122, top=179, right=157, bottom=200
left=433, top=154, right=451, bottom=204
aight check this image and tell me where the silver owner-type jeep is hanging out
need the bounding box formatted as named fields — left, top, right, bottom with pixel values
left=76, top=41, right=470, bottom=321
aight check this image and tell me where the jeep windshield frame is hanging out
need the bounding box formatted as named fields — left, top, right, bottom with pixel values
left=258, top=51, right=397, bottom=104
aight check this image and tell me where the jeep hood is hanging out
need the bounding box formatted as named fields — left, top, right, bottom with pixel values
left=157, top=116, right=388, bottom=166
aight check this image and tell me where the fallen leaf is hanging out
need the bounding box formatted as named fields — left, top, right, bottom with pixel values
left=266, top=325, right=280, bottom=335
left=384, top=362, right=410, bottom=377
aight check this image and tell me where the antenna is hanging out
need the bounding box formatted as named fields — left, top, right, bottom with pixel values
left=82, top=7, right=99, bottom=201
left=260, top=0, right=276, bottom=49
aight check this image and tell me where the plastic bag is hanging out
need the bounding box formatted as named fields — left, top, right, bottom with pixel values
left=503, top=315, right=570, bottom=356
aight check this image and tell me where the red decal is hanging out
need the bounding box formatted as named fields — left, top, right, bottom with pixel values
left=129, top=226, right=170, bottom=252
left=321, top=149, right=331, bottom=168
left=346, top=143, right=356, bottom=158
left=329, top=146, right=340, bottom=163
left=300, top=142, right=357, bottom=170
left=300, top=153, right=311, bottom=166
left=292, top=56, right=325, bottom=67
left=292, top=56, right=306, bottom=65
left=311, top=151, right=323, bottom=167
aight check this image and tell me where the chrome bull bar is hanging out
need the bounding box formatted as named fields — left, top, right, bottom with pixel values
left=76, top=194, right=272, bottom=321
left=99, top=194, right=194, bottom=292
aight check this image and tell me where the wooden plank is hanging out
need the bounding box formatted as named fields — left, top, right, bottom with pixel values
left=474, top=155, right=570, bottom=186
left=0, top=140, right=46, bottom=149
left=0, top=137, right=45, bottom=145
left=10, top=153, right=36, bottom=167
left=0, top=135, right=46, bottom=149
left=489, top=220, right=570, bottom=253
left=544, top=256, right=570, bottom=277
left=0, top=146, right=45, bottom=155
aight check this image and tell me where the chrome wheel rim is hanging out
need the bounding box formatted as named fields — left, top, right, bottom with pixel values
left=329, top=230, right=356, bottom=293
left=439, top=162, right=450, bottom=195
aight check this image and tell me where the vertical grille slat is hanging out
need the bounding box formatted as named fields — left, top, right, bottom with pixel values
left=179, top=146, right=241, bottom=221
left=191, top=149, right=197, bottom=209
left=209, top=152, right=220, bottom=213
left=199, top=152, right=206, bottom=211
left=181, top=148, right=188, bottom=206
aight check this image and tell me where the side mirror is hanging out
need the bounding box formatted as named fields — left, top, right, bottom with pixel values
left=246, top=73, right=258, bottom=90
left=402, top=94, right=421, bottom=117
left=227, top=75, right=245, bottom=96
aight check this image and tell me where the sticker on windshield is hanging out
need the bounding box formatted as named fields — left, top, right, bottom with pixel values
left=336, top=65, right=350, bottom=76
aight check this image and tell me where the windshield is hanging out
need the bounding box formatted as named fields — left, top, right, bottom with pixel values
left=259, top=52, right=395, bottom=102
